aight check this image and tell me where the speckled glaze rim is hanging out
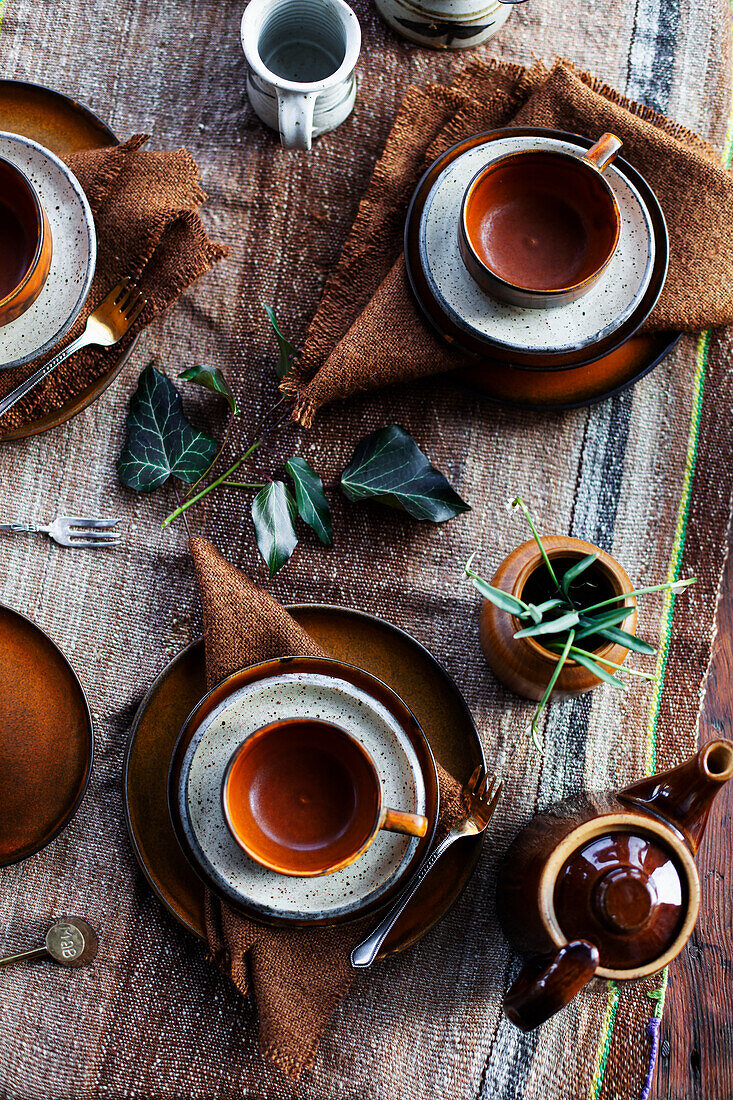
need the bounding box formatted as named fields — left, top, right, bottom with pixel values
left=0, top=130, right=97, bottom=370
left=0, top=601, right=94, bottom=867
left=405, top=127, right=669, bottom=371
left=168, top=654, right=440, bottom=926
left=241, top=0, right=362, bottom=95
left=0, top=154, right=47, bottom=310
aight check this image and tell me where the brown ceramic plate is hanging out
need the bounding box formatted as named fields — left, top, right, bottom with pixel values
left=0, top=602, right=93, bottom=865
left=0, top=79, right=137, bottom=441
left=124, top=605, right=485, bottom=957
left=405, top=127, right=680, bottom=404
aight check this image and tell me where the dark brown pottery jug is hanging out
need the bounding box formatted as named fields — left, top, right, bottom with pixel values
left=479, top=536, right=637, bottom=701
left=496, top=739, right=733, bottom=1030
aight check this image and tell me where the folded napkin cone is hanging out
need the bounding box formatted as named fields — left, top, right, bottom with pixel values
left=189, top=538, right=464, bottom=1079
left=284, top=59, right=733, bottom=426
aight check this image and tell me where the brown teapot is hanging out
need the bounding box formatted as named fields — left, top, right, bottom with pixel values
left=496, top=739, right=733, bottom=1031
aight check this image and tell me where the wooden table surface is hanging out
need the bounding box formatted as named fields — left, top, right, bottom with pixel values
left=656, top=527, right=733, bottom=1100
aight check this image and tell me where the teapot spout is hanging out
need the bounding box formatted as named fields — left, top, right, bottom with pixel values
left=618, top=739, right=733, bottom=853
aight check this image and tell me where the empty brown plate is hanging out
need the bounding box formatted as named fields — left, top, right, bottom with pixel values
left=0, top=79, right=137, bottom=441
left=124, top=605, right=485, bottom=957
left=0, top=603, right=93, bottom=864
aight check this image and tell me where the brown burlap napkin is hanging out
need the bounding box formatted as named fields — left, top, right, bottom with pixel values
left=189, top=537, right=465, bottom=1079
left=0, top=134, right=226, bottom=433
left=283, top=58, right=733, bottom=426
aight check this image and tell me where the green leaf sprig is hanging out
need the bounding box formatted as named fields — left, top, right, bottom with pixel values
left=464, top=496, right=695, bottom=749
left=118, top=308, right=469, bottom=575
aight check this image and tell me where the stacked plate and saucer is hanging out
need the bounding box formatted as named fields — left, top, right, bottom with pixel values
left=0, top=129, right=96, bottom=372
left=404, top=127, right=675, bottom=409
left=125, top=606, right=485, bottom=954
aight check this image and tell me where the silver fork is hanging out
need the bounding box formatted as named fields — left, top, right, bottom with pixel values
left=350, top=767, right=503, bottom=968
left=0, top=278, right=146, bottom=420
left=0, top=516, right=122, bottom=548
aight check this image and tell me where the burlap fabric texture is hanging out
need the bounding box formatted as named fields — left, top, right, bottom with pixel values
left=189, top=536, right=464, bottom=1079
left=284, top=58, right=733, bottom=426
left=0, top=135, right=226, bottom=433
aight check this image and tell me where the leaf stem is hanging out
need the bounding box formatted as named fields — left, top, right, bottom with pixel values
left=530, top=628, right=575, bottom=750
left=222, top=481, right=267, bottom=489
left=162, top=440, right=262, bottom=528
left=511, top=495, right=561, bottom=592
left=547, top=643, right=658, bottom=680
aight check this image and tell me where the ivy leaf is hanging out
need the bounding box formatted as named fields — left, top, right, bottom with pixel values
left=263, top=304, right=299, bottom=380
left=179, top=365, right=238, bottom=415
left=285, top=456, right=333, bottom=546
left=340, top=425, right=470, bottom=522
left=117, top=364, right=217, bottom=492
left=251, top=480, right=298, bottom=576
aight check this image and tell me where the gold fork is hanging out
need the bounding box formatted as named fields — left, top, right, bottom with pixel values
left=0, top=278, right=146, bottom=419
left=350, top=766, right=503, bottom=968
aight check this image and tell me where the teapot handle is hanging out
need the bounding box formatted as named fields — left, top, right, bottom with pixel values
left=504, top=940, right=600, bottom=1031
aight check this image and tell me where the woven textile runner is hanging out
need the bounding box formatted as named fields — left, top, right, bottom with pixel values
left=0, top=1, right=731, bottom=1098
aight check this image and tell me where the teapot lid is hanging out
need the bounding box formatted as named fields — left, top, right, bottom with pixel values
left=552, top=827, right=689, bottom=971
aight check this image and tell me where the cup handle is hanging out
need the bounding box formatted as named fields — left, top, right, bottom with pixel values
left=503, top=940, right=599, bottom=1031
left=582, top=133, right=623, bottom=173
left=381, top=808, right=429, bottom=838
left=277, top=90, right=318, bottom=151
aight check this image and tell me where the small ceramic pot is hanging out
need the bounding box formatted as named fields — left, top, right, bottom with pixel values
left=497, top=740, right=733, bottom=1030
left=479, top=535, right=637, bottom=701
left=459, top=135, right=622, bottom=309
left=374, top=0, right=514, bottom=48
left=222, top=716, right=428, bottom=876
left=0, top=155, right=52, bottom=327
left=241, top=0, right=361, bottom=151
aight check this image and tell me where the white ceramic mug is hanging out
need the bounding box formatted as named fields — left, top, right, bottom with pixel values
left=241, top=0, right=361, bottom=151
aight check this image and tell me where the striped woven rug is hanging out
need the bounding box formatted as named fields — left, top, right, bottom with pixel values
left=0, top=0, right=731, bottom=1097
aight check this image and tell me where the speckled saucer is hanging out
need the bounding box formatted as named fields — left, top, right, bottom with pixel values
left=169, top=657, right=439, bottom=926
left=419, top=132, right=656, bottom=358
left=0, top=131, right=96, bottom=370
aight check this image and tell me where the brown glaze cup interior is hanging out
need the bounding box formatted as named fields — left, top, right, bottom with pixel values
left=0, top=156, right=44, bottom=305
left=223, top=718, right=383, bottom=876
left=462, top=151, right=620, bottom=295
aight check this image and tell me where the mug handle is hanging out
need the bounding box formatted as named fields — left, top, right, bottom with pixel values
left=583, top=132, right=623, bottom=173
left=277, top=90, right=318, bottom=151
left=503, top=940, right=600, bottom=1031
left=381, top=808, right=429, bottom=838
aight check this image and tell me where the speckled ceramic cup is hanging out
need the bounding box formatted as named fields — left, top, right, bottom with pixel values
left=0, top=155, right=52, bottom=328
left=459, top=134, right=623, bottom=309
left=222, top=717, right=428, bottom=876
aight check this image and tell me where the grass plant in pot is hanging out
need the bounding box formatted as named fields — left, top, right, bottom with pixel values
left=466, top=497, right=695, bottom=748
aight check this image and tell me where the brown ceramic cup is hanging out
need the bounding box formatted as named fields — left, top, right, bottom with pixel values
left=222, top=717, right=429, bottom=877
left=459, top=133, right=623, bottom=310
left=0, top=155, right=52, bottom=327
